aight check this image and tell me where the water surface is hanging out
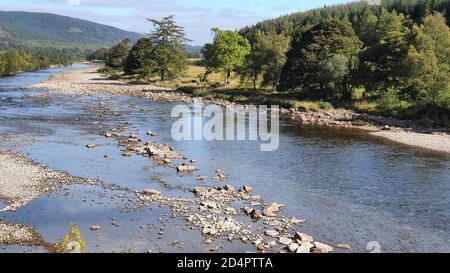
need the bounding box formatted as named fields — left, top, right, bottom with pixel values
left=0, top=65, right=448, bottom=252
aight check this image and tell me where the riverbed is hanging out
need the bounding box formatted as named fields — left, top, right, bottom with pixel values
left=0, top=64, right=449, bottom=253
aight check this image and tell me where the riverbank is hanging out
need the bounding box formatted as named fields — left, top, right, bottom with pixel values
left=25, top=66, right=450, bottom=153
left=0, top=150, right=86, bottom=212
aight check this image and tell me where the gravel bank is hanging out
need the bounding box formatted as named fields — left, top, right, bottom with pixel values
left=25, top=66, right=450, bottom=153
left=0, top=150, right=86, bottom=212
left=371, top=131, right=450, bottom=153
left=0, top=222, right=42, bottom=246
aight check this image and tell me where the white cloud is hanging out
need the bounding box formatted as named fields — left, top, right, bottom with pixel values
left=66, top=0, right=81, bottom=6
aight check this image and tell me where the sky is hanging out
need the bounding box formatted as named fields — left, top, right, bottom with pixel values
left=0, top=0, right=354, bottom=45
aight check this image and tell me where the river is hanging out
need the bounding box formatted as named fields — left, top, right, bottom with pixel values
left=0, top=64, right=449, bottom=253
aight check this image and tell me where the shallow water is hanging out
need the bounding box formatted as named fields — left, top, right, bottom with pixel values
left=0, top=65, right=449, bottom=253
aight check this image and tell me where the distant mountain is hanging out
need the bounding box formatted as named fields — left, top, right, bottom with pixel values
left=0, top=10, right=142, bottom=49
left=185, top=45, right=203, bottom=57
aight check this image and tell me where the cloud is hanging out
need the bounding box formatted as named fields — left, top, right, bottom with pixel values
left=66, top=0, right=81, bottom=6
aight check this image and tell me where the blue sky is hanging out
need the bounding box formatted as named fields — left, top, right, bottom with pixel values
left=0, top=0, right=354, bottom=44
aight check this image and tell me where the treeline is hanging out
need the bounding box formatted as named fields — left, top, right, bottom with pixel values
left=89, top=15, right=189, bottom=82
left=239, top=0, right=450, bottom=40
left=204, top=2, right=450, bottom=125
left=0, top=47, right=75, bottom=76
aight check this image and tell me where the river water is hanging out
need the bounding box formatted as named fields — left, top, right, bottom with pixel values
left=0, top=64, right=449, bottom=253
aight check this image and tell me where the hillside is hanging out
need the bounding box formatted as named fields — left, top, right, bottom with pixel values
left=0, top=10, right=142, bottom=49
left=239, top=0, right=450, bottom=39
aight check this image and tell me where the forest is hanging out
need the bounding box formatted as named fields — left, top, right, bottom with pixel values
left=0, top=47, right=76, bottom=76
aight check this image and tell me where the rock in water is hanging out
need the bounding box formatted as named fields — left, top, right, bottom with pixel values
left=90, top=225, right=101, bottom=231
left=177, top=165, right=197, bottom=172
left=143, top=189, right=161, bottom=196
left=313, top=241, right=334, bottom=253
left=263, top=208, right=277, bottom=217
left=296, top=242, right=313, bottom=253
left=288, top=243, right=299, bottom=252
left=336, top=243, right=351, bottom=250
left=86, top=144, right=97, bottom=149
left=294, top=232, right=313, bottom=242
left=279, top=237, right=293, bottom=245
left=241, top=185, right=253, bottom=193
left=265, top=230, right=279, bottom=237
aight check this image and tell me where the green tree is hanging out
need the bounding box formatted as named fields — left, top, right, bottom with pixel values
left=148, top=15, right=189, bottom=81
left=355, top=9, right=378, bottom=47
left=123, top=38, right=155, bottom=75
left=403, top=13, right=450, bottom=101
left=239, top=31, right=290, bottom=89
left=203, top=28, right=251, bottom=84
left=417, top=12, right=450, bottom=65
left=105, top=39, right=132, bottom=68
left=87, top=48, right=109, bottom=61
left=278, top=20, right=362, bottom=99
left=375, top=8, right=407, bottom=41
left=359, top=30, right=410, bottom=91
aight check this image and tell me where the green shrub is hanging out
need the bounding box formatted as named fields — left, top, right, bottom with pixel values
left=377, top=87, right=401, bottom=114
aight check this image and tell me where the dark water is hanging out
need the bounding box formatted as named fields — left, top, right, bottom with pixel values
left=0, top=65, right=449, bottom=253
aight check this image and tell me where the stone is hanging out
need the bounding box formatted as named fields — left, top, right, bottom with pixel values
left=336, top=243, right=352, bottom=250
left=192, top=187, right=207, bottom=195
left=313, top=241, right=333, bottom=253
left=296, top=242, right=313, bottom=253
left=263, top=208, right=277, bottom=217
left=288, top=243, right=299, bottom=252
left=294, top=232, right=313, bottom=242
left=257, top=244, right=265, bottom=251
left=86, top=144, right=97, bottom=149
left=204, top=239, right=212, bottom=244
left=143, top=189, right=161, bottom=196
left=241, top=185, right=253, bottom=193
left=266, top=203, right=286, bottom=212
left=251, top=210, right=262, bottom=221
left=200, top=201, right=217, bottom=209
left=177, top=165, right=197, bottom=172
left=197, top=176, right=207, bottom=181
left=105, top=133, right=112, bottom=138
left=290, top=218, right=307, bottom=225
left=279, top=237, right=292, bottom=245
left=225, top=207, right=237, bottom=215
left=265, top=230, right=279, bottom=237
left=90, top=225, right=101, bottom=231
left=121, top=151, right=132, bottom=157
left=162, top=158, right=171, bottom=164
left=147, top=131, right=157, bottom=136
left=190, top=159, right=198, bottom=163
left=223, top=184, right=235, bottom=192
left=242, top=206, right=254, bottom=214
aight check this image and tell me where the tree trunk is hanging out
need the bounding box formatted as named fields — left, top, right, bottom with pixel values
left=161, top=69, right=165, bottom=82
left=225, top=70, right=231, bottom=85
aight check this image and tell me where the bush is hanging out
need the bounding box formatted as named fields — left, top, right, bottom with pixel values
left=377, top=87, right=401, bottom=114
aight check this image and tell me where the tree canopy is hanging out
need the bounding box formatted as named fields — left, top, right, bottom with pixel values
left=202, top=28, right=251, bottom=84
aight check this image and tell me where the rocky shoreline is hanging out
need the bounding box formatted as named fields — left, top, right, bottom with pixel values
left=25, top=66, right=450, bottom=153
left=0, top=150, right=87, bottom=212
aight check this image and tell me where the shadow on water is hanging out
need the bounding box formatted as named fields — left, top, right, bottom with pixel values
left=0, top=65, right=449, bottom=252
